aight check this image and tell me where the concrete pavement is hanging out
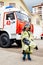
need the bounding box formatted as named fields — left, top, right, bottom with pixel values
left=0, top=48, right=43, bottom=65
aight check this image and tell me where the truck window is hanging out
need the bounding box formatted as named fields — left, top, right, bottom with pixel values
left=6, top=12, right=15, bottom=20
left=16, top=11, right=29, bottom=22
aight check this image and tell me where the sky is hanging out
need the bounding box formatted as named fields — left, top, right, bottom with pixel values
left=24, top=0, right=43, bottom=12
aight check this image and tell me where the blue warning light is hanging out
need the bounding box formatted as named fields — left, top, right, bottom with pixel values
left=5, top=6, right=13, bottom=9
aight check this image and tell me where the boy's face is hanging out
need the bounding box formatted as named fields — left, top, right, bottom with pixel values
left=26, top=27, right=29, bottom=31
left=26, top=27, right=30, bottom=31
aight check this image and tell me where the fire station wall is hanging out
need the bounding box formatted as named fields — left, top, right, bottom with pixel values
left=3, top=0, right=20, bottom=8
left=0, top=0, right=32, bottom=17
left=31, top=14, right=41, bottom=25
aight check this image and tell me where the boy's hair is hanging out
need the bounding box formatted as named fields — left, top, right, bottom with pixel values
left=23, top=24, right=30, bottom=31
left=23, top=27, right=26, bottom=31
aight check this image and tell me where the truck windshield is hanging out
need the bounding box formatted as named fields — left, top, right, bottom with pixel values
left=16, top=11, right=29, bottom=22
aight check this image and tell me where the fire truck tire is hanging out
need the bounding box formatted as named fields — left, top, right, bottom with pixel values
left=0, top=33, right=10, bottom=48
left=16, top=40, right=22, bottom=47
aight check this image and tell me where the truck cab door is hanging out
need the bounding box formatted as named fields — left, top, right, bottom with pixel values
left=4, top=12, right=16, bottom=34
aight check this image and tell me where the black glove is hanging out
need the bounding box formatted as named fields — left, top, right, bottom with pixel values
left=23, top=38, right=30, bottom=45
left=34, top=46, right=38, bottom=50
left=22, top=50, right=26, bottom=54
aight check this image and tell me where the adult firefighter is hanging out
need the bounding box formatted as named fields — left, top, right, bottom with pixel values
left=21, top=24, right=38, bottom=61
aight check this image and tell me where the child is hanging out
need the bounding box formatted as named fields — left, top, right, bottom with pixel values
left=21, top=24, right=38, bottom=61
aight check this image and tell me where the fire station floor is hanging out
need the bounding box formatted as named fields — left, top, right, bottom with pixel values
left=0, top=39, right=43, bottom=65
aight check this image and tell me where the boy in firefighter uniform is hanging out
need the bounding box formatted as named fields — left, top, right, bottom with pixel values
left=21, top=24, right=38, bottom=61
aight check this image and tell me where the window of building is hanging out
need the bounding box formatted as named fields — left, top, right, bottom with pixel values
left=9, top=3, right=16, bottom=7
left=36, top=18, right=40, bottom=25
left=38, top=7, right=42, bottom=15
left=40, top=15, right=42, bottom=20
left=38, top=7, right=42, bottom=10
left=38, top=11, right=42, bottom=14
left=0, top=1, right=4, bottom=7
left=33, top=8, right=36, bottom=14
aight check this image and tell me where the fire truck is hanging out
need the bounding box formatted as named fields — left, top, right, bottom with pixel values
left=0, top=6, right=30, bottom=48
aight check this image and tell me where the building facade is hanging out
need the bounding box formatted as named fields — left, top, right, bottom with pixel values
left=0, top=0, right=32, bottom=17
left=32, top=3, right=43, bottom=30
left=32, top=3, right=43, bottom=20
left=31, top=3, right=43, bottom=39
left=31, top=3, right=43, bottom=26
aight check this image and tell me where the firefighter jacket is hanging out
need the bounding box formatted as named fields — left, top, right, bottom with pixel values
left=21, top=31, right=36, bottom=54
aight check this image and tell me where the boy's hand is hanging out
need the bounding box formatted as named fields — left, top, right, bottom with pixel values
left=22, top=50, right=25, bottom=54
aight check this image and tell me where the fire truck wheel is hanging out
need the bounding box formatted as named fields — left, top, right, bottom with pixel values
left=16, top=40, right=22, bottom=47
left=0, top=33, right=10, bottom=48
